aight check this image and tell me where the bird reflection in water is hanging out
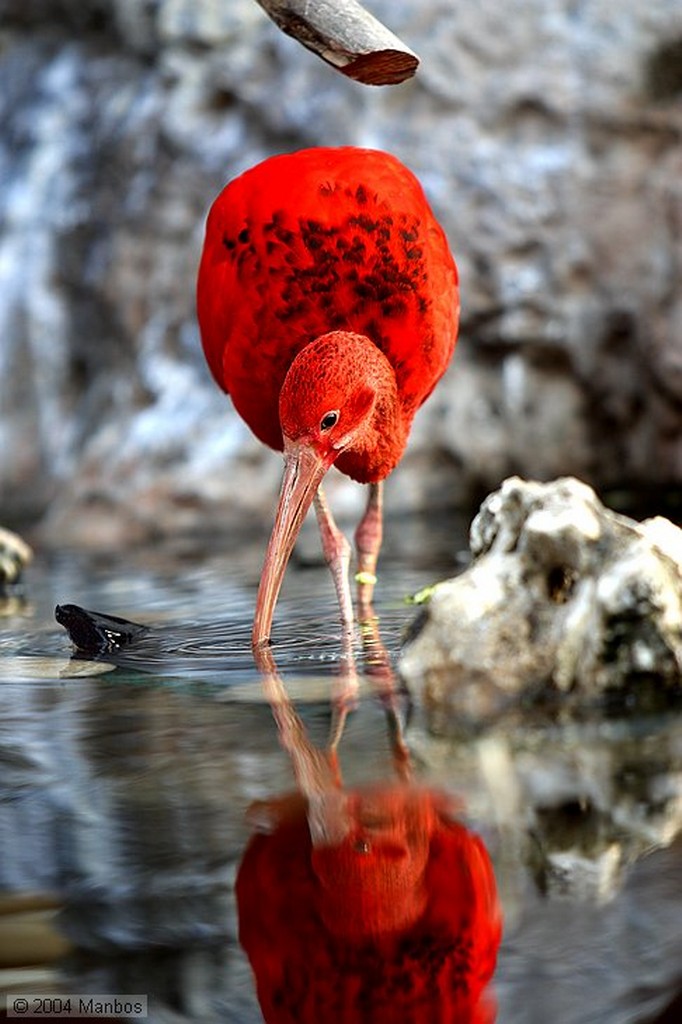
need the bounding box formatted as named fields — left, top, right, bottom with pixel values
left=240, top=627, right=502, bottom=1023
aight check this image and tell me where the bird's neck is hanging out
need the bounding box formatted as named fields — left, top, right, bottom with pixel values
left=337, top=344, right=409, bottom=483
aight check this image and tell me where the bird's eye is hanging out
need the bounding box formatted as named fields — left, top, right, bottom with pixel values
left=320, top=410, right=339, bottom=432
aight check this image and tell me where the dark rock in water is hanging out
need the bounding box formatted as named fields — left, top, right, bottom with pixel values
left=55, top=603, right=149, bottom=655
left=400, top=476, right=682, bottom=718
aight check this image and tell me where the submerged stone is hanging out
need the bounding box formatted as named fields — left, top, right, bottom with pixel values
left=0, top=655, right=116, bottom=680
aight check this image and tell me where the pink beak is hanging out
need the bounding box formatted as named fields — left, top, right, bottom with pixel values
left=252, top=439, right=333, bottom=648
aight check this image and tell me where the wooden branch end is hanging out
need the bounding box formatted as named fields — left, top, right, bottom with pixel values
left=257, top=0, right=419, bottom=87
left=338, top=49, right=419, bottom=86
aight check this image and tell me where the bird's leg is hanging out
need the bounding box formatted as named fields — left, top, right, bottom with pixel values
left=314, top=486, right=354, bottom=630
left=354, top=481, right=384, bottom=617
left=313, top=487, right=359, bottom=715
left=355, top=486, right=411, bottom=779
left=359, top=613, right=412, bottom=782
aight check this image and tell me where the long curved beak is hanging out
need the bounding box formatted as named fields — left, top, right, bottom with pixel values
left=252, top=440, right=332, bottom=648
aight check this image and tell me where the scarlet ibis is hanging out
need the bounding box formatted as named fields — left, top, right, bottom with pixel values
left=197, top=147, right=459, bottom=646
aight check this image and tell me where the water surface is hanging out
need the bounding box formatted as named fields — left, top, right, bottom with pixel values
left=0, top=516, right=680, bottom=1023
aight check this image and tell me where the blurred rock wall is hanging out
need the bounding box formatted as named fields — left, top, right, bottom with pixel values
left=0, top=0, right=680, bottom=546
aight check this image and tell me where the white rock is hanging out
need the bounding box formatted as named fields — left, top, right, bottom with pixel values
left=400, top=477, right=682, bottom=710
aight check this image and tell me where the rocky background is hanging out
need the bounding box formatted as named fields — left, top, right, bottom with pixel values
left=1, top=0, right=681, bottom=547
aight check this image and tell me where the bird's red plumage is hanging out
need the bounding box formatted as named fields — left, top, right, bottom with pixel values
left=236, top=789, right=501, bottom=1023
left=197, top=147, right=459, bottom=467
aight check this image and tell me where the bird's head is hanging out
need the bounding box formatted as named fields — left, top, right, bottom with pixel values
left=253, top=331, right=396, bottom=647
left=278, top=331, right=383, bottom=459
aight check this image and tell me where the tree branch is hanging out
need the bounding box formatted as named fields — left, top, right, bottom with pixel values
left=256, top=0, right=419, bottom=85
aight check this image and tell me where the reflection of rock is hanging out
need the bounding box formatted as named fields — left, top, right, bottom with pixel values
left=496, top=832, right=682, bottom=1024
left=400, top=477, right=682, bottom=711
left=408, top=712, right=682, bottom=908
left=519, top=721, right=682, bottom=901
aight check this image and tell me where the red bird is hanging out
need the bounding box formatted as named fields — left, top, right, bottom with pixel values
left=197, top=147, right=459, bottom=646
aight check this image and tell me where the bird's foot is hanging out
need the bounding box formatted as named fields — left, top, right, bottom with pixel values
left=355, top=568, right=378, bottom=619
